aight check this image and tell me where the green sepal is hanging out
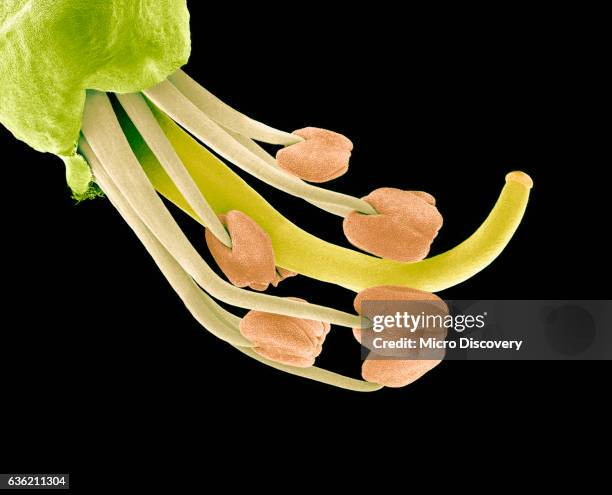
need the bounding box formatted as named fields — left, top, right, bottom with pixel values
left=0, top=0, right=191, bottom=156
left=61, top=152, right=103, bottom=201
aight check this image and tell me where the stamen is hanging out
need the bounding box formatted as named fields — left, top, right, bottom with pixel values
left=137, top=109, right=533, bottom=292
left=168, top=69, right=302, bottom=146
left=221, top=125, right=353, bottom=217
left=116, top=92, right=232, bottom=247
left=276, top=127, right=353, bottom=183
left=343, top=188, right=444, bottom=262
left=205, top=211, right=277, bottom=291
left=239, top=297, right=330, bottom=368
left=361, top=358, right=440, bottom=388
left=81, top=138, right=251, bottom=348
left=143, top=80, right=377, bottom=215
left=236, top=346, right=383, bottom=392
left=83, top=138, right=380, bottom=392
left=81, top=90, right=361, bottom=327
left=164, top=73, right=358, bottom=212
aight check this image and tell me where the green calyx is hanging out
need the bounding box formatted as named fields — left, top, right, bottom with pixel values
left=0, top=0, right=191, bottom=195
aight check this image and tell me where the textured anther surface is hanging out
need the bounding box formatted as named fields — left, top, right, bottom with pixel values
left=205, top=211, right=277, bottom=291
left=353, top=285, right=447, bottom=387
left=361, top=358, right=440, bottom=388
left=343, top=187, right=443, bottom=262
left=352, top=285, right=448, bottom=347
left=276, top=127, right=353, bottom=182
left=239, top=298, right=331, bottom=367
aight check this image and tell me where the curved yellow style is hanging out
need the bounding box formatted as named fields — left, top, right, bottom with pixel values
left=117, top=103, right=532, bottom=293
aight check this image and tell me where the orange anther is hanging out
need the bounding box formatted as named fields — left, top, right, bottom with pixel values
left=353, top=286, right=447, bottom=358
left=205, top=210, right=276, bottom=291
left=276, top=127, right=353, bottom=183
left=272, top=267, right=297, bottom=287
left=361, top=358, right=441, bottom=388
left=343, top=188, right=443, bottom=262
left=239, top=298, right=331, bottom=367
left=353, top=285, right=447, bottom=386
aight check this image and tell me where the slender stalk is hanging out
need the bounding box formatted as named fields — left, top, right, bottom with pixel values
left=82, top=138, right=251, bottom=348
left=235, top=347, right=383, bottom=392
left=143, top=80, right=376, bottom=215
left=129, top=105, right=533, bottom=293
left=116, top=92, right=232, bottom=247
left=84, top=138, right=380, bottom=392
left=168, top=69, right=302, bottom=146
left=221, top=125, right=352, bottom=217
left=81, top=90, right=361, bottom=327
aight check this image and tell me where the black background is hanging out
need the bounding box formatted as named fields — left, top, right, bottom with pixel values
left=1, top=3, right=608, bottom=486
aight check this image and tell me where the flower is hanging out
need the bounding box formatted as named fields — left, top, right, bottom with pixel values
left=0, top=1, right=533, bottom=389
